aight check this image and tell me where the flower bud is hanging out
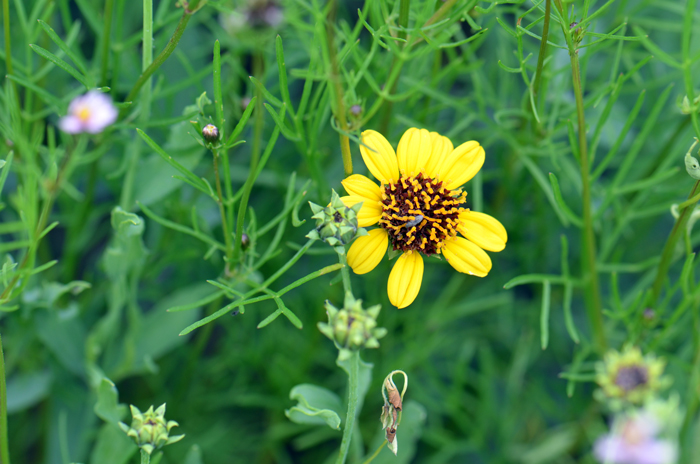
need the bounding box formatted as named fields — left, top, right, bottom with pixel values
left=318, top=293, right=386, bottom=361
left=306, top=190, right=367, bottom=246
left=241, top=233, right=250, bottom=250
left=119, top=404, right=184, bottom=455
left=202, top=124, right=220, bottom=143
left=680, top=95, right=700, bottom=115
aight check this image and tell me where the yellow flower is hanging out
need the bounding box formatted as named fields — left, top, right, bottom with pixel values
left=342, top=128, right=507, bottom=308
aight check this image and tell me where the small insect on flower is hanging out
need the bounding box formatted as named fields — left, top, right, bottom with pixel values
left=403, top=215, right=424, bottom=229
left=59, top=90, right=118, bottom=134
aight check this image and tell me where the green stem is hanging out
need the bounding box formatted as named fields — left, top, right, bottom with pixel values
left=0, top=333, right=9, bottom=464
left=212, top=148, right=233, bottom=264
left=2, top=0, right=12, bottom=75
left=650, top=181, right=700, bottom=304
left=532, top=0, right=551, bottom=107
left=334, top=246, right=353, bottom=297
left=361, top=442, right=386, bottom=464
left=119, top=0, right=153, bottom=209
left=398, top=0, right=410, bottom=41
left=100, top=0, right=115, bottom=86
left=554, top=0, right=606, bottom=352
left=120, top=0, right=202, bottom=114
left=231, top=53, right=264, bottom=265
left=140, top=449, right=150, bottom=464
left=336, top=351, right=360, bottom=464
left=326, top=0, right=352, bottom=176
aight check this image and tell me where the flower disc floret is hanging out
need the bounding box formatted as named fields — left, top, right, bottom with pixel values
left=380, top=173, right=466, bottom=255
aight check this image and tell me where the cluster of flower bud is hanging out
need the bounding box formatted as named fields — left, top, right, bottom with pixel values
left=318, top=293, right=386, bottom=361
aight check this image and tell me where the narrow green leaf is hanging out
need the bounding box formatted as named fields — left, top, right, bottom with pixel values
left=540, top=281, right=551, bottom=350
left=632, top=26, right=680, bottom=68
left=263, top=103, right=301, bottom=141
left=504, top=274, right=574, bottom=288
left=37, top=19, right=90, bottom=78
left=6, top=75, right=63, bottom=107
left=549, top=173, right=583, bottom=227
left=275, top=35, right=295, bottom=117
left=30, top=44, right=91, bottom=88
left=249, top=75, right=283, bottom=108
left=168, top=290, right=225, bottom=312
left=562, top=283, right=579, bottom=343
left=226, top=96, right=257, bottom=147
left=257, top=308, right=283, bottom=329
left=136, top=129, right=208, bottom=191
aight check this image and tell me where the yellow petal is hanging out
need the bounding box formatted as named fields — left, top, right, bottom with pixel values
left=347, top=228, right=389, bottom=275
left=387, top=252, right=424, bottom=308
left=360, top=130, right=399, bottom=184
left=396, top=128, right=432, bottom=176
left=438, top=141, right=485, bottom=190
left=341, top=174, right=382, bottom=202
left=424, top=132, right=454, bottom=179
left=340, top=195, right=382, bottom=227
left=458, top=211, right=507, bottom=252
left=442, top=237, right=492, bottom=277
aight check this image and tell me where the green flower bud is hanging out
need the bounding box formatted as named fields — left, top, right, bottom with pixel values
left=306, top=190, right=367, bottom=246
left=318, top=293, right=387, bottom=361
left=118, top=404, right=184, bottom=455
left=680, top=94, right=700, bottom=115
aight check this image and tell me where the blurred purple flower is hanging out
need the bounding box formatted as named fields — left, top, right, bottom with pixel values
left=59, top=91, right=117, bottom=134
left=594, top=413, right=677, bottom=464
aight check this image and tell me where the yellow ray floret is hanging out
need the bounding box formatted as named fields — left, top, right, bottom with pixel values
left=387, top=252, right=424, bottom=308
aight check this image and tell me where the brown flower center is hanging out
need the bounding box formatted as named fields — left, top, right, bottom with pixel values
left=615, top=365, right=649, bottom=391
left=379, top=173, right=466, bottom=255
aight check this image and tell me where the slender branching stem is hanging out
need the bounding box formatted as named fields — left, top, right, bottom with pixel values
left=335, top=246, right=353, bottom=302
left=532, top=0, right=551, bottom=107
left=554, top=0, right=606, bottom=351
left=326, top=0, right=352, bottom=176
left=212, top=147, right=233, bottom=264
left=361, top=442, right=386, bottom=464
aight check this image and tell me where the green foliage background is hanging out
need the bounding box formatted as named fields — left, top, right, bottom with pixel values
left=1, top=0, right=700, bottom=463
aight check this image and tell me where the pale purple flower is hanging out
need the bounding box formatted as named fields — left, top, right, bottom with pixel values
left=594, top=413, right=677, bottom=464
left=59, top=91, right=117, bottom=134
